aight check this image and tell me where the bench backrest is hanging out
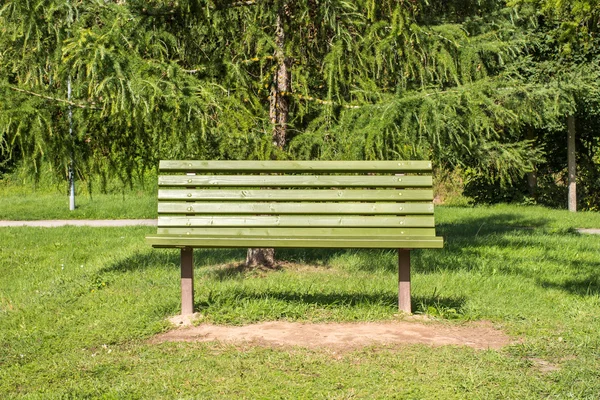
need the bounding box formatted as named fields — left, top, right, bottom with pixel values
left=156, top=160, right=436, bottom=239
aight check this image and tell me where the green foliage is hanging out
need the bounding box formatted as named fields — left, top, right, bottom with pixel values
left=498, top=2, right=600, bottom=209
left=1, top=0, right=598, bottom=194
left=509, top=0, right=600, bottom=55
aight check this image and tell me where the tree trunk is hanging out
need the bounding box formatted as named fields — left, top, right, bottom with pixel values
left=269, top=8, right=289, bottom=148
left=567, top=115, right=577, bottom=212
left=246, top=5, right=289, bottom=268
left=246, top=248, right=275, bottom=268
left=526, top=126, right=537, bottom=200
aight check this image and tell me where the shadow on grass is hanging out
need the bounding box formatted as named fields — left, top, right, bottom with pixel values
left=208, top=248, right=397, bottom=279
left=196, top=287, right=466, bottom=316
left=99, top=251, right=180, bottom=274
left=198, top=289, right=396, bottom=308
left=424, top=212, right=600, bottom=297
left=99, top=248, right=247, bottom=274
left=102, top=210, right=552, bottom=276
left=436, top=210, right=551, bottom=238
left=537, top=275, right=600, bottom=296
left=101, top=209, right=599, bottom=298
left=209, top=262, right=283, bottom=281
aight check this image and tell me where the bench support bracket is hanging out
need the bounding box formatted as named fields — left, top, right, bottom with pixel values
left=398, top=249, right=411, bottom=313
left=181, top=247, right=194, bottom=315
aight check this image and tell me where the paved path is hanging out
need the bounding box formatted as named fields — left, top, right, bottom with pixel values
left=0, top=219, right=157, bottom=227
left=577, top=228, right=600, bottom=235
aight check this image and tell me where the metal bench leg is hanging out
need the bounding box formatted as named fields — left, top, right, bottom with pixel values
left=181, top=247, right=194, bottom=315
left=398, top=249, right=411, bottom=314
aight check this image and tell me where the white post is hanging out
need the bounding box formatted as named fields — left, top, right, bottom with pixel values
left=68, top=77, right=75, bottom=211
left=567, top=115, right=576, bottom=212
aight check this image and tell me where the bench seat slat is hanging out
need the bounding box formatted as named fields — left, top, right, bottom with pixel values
left=158, top=202, right=434, bottom=215
left=158, top=189, right=434, bottom=201
left=158, top=175, right=432, bottom=188
left=158, top=215, right=435, bottom=228
left=160, top=160, right=432, bottom=173
left=146, top=235, right=444, bottom=249
left=155, top=227, right=437, bottom=236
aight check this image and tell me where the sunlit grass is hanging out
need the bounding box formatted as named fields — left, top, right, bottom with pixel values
left=0, top=170, right=157, bottom=220
left=1, top=206, right=600, bottom=398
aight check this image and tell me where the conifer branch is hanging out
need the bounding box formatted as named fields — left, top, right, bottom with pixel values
left=9, top=87, right=101, bottom=110
left=230, top=0, right=258, bottom=7
left=273, top=91, right=361, bottom=109
left=138, top=8, right=177, bottom=17
left=138, top=0, right=258, bottom=16
left=243, top=55, right=275, bottom=64
left=424, top=89, right=460, bottom=97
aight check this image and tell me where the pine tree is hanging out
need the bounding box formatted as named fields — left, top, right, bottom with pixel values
left=507, top=0, right=600, bottom=209
left=4, top=0, right=597, bottom=251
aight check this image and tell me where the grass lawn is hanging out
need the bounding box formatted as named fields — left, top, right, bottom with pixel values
left=0, top=174, right=157, bottom=220
left=0, top=191, right=157, bottom=220
left=1, top=205, right=600, bottom=398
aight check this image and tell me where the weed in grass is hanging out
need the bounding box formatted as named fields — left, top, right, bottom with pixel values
left=414, top=288, right=465, bottom=319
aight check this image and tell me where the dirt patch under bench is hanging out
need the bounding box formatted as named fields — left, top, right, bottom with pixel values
left=151, top=319, right=512, bottom=351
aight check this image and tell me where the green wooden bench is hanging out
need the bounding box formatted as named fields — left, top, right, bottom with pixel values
left=146, top=160, right=444, bottom=315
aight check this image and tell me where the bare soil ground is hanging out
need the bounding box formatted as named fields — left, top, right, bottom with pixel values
left=152, top=318, right=512, bottom=351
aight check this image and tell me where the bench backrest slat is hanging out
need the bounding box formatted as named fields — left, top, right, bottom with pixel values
left=157, top=189, right=434, bottom=201
left=158, top=175, right=432, bottom=188
left=155, top=227, right=437, bottom=236
left=158, top=202, right=434, bottom=215
left=157, top=215, right=435, bottom=228
left=160, top=160, right=432, bottom=172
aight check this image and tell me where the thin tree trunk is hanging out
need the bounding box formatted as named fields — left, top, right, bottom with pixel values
left=526, top=126, right=537, bottom=200
left=68, top=77, right=76, bottom=211
left=246, top=5, right=289, bottom=268
left=567, top=115, right=577, bottom=212
left=269, top=8, right=289, bottom=148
